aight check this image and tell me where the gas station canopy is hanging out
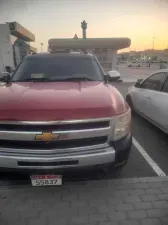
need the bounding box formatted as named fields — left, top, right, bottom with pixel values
left=48, top=38, right=131, bottom=51
left=7, top=21, right=35, bottom=42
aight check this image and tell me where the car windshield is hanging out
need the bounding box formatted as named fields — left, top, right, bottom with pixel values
left=11, top=55, right=104, bottom=82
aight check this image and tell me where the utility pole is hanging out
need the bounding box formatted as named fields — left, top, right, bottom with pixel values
left=0, top=45, right=5, bottom=72
left=152, top=37, right=156, bottom=50
left=40, top=43, right=43, bottom=52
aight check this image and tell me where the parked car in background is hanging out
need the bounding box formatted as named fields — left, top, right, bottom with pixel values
left=159, top=61, right=168, bottom=69
left=128, top=61, right=141, bottom=67
left=126, top=69, right=168, bottom=133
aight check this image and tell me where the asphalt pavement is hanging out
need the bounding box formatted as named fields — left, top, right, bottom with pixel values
left=118, top=65, right=158, bottom=82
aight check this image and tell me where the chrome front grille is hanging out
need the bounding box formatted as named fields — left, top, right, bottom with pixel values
left=0, top=137, right=108, bottom=150
left=0, top=118, right=111, bottom=154
left=0, top=121, right=110, bottom=132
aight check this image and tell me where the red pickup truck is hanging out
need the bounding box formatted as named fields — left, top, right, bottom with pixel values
left=0, top=49, right=132, bottom=185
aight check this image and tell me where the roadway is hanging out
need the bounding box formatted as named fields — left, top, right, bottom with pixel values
left=0, top=67, right=168, bottom=186
left=118, top=64, right=157, bottom=82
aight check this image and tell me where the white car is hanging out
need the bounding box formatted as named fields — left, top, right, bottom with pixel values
left=128, top=61, right=141, bottom=67
left=126, top=69, right=168, bottom=133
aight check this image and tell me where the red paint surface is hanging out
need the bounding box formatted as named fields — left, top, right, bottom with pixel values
left=0, top=81, right=127, bottom=121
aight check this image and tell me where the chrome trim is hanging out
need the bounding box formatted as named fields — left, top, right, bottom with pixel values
left=0, top=143, right=109, bottom=155
left=0, top=146, right=115, bottom=169
left=0, top=117, right=115, bottom=170
left=0, top=131, right=39, bottom=141
left=0, top=117, right=111, bottom=125
left=0, top=127, right=110, bottom=141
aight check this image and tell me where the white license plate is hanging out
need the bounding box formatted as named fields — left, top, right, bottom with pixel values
left=30, top=175, right=62, bottom=186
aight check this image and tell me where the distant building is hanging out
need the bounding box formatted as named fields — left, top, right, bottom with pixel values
left=118, top=49, right=168, bottom=62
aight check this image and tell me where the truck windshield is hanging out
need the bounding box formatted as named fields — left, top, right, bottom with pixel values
left=11, top=56, right=104, bottom=82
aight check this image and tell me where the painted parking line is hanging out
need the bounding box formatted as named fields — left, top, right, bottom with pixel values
left=132, top=137, right=166, bottom=177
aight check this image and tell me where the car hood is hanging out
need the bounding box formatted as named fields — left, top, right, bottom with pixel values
left=0, top=81, right=127, bottom=121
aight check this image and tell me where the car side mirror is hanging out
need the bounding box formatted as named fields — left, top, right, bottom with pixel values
left=105, top=70, right=120, bottom=82
left=134, top=79, right=143, bottom=88
left=0, top=72, right=11, bottom=83
left=5, top=67, right=12, bottom=73
left=104, top=74, right=110, bottom=82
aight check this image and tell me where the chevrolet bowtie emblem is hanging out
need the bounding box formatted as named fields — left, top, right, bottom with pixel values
left=35, top=132, right=60, bottom=142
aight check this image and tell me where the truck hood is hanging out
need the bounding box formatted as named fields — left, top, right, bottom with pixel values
left=0, top=82, right=127, bottom=121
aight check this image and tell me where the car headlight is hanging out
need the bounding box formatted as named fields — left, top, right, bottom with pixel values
left=113, top=109, right=131, bottom=141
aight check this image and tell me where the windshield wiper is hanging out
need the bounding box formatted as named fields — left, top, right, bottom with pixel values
left=13, top=77, right=50, bottom=82
left=60, top=77, right=95, bottom=81
left=13, top=77, right=96, bottom=82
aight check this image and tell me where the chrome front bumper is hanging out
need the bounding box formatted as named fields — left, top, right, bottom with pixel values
left=0, top=146, right=115, bottom=170
left=0, top=115, right=132, bottom=171
left=0, top=117, right=116, bottom=170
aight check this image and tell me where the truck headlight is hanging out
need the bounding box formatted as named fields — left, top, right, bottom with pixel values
left=113, top=109, right=131, bottom=141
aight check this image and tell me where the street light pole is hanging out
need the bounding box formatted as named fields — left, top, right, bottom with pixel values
left=152, top=37, right=156, bottom=50
left=0, top=45, right=5, bottom=72
left=40, top=43, right=43, bottom=52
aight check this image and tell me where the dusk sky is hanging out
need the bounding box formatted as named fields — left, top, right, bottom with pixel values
left=0, top=0, right=168, bottom=52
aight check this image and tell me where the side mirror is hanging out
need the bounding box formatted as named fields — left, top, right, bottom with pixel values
left=106, top=70, right=120, bottom=81
left=104, top=74, right=110, bottom=82
left=5, top=67, right=12, bottom=73
left=0, top=72, right=11, bottom=83
left=135, top=79, right=143, bottom=88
